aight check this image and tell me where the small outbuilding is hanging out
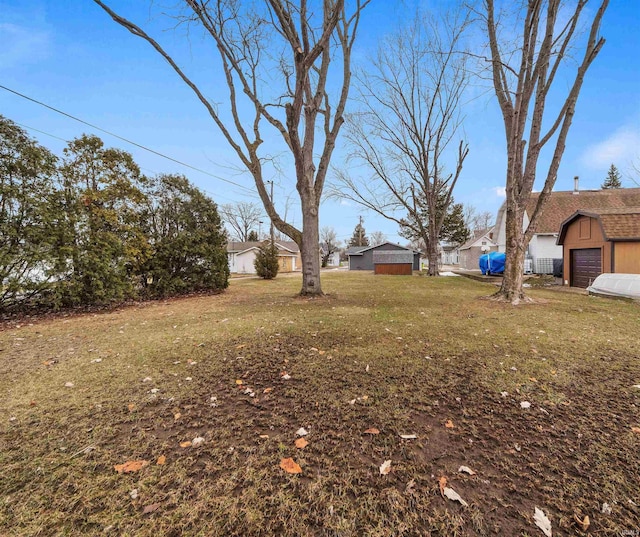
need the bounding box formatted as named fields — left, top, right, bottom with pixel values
left=556, top=207, right=640, bottom=288
left=346, top=242, right=420, bottom=274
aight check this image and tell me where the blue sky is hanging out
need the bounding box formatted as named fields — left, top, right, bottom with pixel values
left=1, top=0, right=639, bottom=245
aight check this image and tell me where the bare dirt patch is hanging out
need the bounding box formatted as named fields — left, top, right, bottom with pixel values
left=1, top=273, right=639, bottom=536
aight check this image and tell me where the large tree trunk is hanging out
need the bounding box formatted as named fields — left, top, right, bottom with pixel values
left=299, top=203, right=322, bottom=295
left=497, top=205, right=528, bottom=304
left=426, top=242, right=439, bottom=276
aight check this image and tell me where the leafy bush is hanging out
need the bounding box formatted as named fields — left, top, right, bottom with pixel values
left=254, top=241, right=279, bottom=279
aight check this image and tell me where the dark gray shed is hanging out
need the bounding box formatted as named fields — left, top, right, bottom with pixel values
left=347, top=242, right=420, bottom=272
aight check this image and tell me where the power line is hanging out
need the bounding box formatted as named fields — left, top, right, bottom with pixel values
left=0, top=83, right=257, bottom=195
left=13, top=120, right=258, bottom=205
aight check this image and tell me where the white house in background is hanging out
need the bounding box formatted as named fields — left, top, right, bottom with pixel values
left=494, top=180, right=640, bottom=274
left=458, top=227, right=498, bottom=270
left=227, top=241, right=302, bottom=274
left=439, top=241, right=460, bottom=265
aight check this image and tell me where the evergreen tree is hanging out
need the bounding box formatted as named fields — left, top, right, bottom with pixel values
left=141, top=174, right=229, bottom=297
left=399, top=195, right=470, bottom=246
left=58, top=134, right=150, bottom=306
left=348, top=221, right=369, bottom=247
left=601, top=164, right=622, bottom=189
left=254, top=241, right=279, bottom=279
left=0, top=116, right=59, bottom=309
left=247, top=230, right=259, bottom=241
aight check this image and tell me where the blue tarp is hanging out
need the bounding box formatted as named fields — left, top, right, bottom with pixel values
left=479, top=252, right=505, bottom=275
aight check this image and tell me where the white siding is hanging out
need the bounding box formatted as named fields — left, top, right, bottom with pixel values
left=531, top=235, right=562, bottom=260
left=236, top=250, right=258, bottom=274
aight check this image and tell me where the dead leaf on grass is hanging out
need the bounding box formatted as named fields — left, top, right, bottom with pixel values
left=180, top=441, right=192, bottom=448
left=363, top=428, right=380, bottom=435
left=280, top=458, right=302, bottom=474
left=263, top=387, right=273, bottom=394
left=114, top=460, right=149, bottom=474
left=445, top=420, right=455, bottom=428
left=379, top=460, right=392, bottom=475
left=235, top=379, right=244, bottom=385
left=631, top=426, right=640, bottom=434
left=127, top=403, right=136, bottom=412
left=443, top=487, right=468, bottom=507
left=296, top=427, right=309, bottom=437
left=574, top=514, right=590, bottom=531
left=534, top=507, right=552, bottom=537
left=156, top=455, right=166, bottom=465
left=458, top=465, right=476, bottom=475
left=295, top=438, right=309, bottom=449
left=438, top=476, right=447, bottom=496
left=259, top=434, right=269, bottom=439
left=173, top=413, right=181, bottom=420
left=142, top=503, right=161, bottom=514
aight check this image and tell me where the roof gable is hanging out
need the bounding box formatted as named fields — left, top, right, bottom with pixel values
left=527, top=188, right=640, bottom=234
left=557, top=207, right=640, bottom=243
left=347, top=242, right=419, bottom=256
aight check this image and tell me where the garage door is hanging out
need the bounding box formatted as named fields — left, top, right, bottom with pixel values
left=571, top=248, right=601, bottom=288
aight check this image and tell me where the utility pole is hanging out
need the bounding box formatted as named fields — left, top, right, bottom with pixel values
left=358, top=215, right=363, bottom=246
left=267, top=180, right=275, bottom=245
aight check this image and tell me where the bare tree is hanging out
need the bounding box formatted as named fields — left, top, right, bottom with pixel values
left=93, top=0, right=369, bottom=295
left=319, top=226, right=340, bottom=267
left=330, top=11, right=470, bottom=276
left=465, top=207, right=494, bottom=231
left=370, top=231, right=387, bottom=246
left=482, top=0, right=608, bottom=303
left=220, top=201, right=263, bottom=242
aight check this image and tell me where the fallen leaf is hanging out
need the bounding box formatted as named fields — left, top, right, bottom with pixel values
left=534, top=507, right=552, bottom=537
left=443, top=487, right=468, bottom=507
left=521, top=401, right=532, bottom=409
left=445, top=420, right=455, bottom=428
left=574, top=514, right=590, bottom=531
left=42, top=360, right=57, bottom=366
left=127, top=403, right=136, bottom=412
left=529, top=377, right=538, bottom=383
left=180, top=441, right=192, bottom=448
left=296, top=427, right=309, bottom=437
left=363, top=428, right=380, bottom=435
left=64, top=382, right=74, bottom=388
left=399, top=434, right=417, bottom=439
left=29, top=400, right=36, bottom=406
left=142, top=502, right=161, bottom=514
left=259, top=434, right=269, bottom=439
left=236, top=344, right=246, bottom=349
left=129, top=488, right=138, bottom=499
left=191, top=436, right=205, bottom=447
left=263, top=387, right=273, bottom=394
left=379, top=460, right=392, bottom=475
left=156, top=455, right=166, bottom=465
left=280, top=457, right=302, bottom=474
left=631, top=426, right=640, bottom=434
left=235, top=379, right=243, bottom=385
left=458, top=465, right=476, bottom=475
left=174, top=412, right=181, bottom=420
left=632, top=384, right=640, bottom=389
left=601, top=502, right=612, bottom=514
left=295, top=438, right=309, bottom=449
left=114, top=460, right=149, bottom=474
left=438, top=476, right=447, bottom=496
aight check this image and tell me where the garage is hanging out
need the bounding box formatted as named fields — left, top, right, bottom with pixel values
left=570, top=248, right=601, bottom=288
left=557, top=208, right=640, bottom=288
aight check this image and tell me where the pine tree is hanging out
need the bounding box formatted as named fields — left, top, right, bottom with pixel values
left=247, top=230, right=259, bottom=241
left=601, top=164, right=622, bottom=189
left=348, top=221, right=369, bottom=247
left=254, top=241, right=279, bottom=279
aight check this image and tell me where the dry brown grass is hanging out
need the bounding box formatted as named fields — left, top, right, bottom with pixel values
left=1, top=272, right=639, bottom=536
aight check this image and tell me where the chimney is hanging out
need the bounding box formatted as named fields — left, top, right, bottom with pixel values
left=573, top=176, right=579, bottom=194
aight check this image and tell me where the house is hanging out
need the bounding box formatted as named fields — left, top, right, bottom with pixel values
left=494, top=182, right=640, bottom=274
left=440, top=241, right=460, bottom=265
left=557, top=207, right=640, bottom=288
left=320, top=245, right=341, bottom=267
left=457, top=227, right=497, bottom=270
left=346, top=242, right=421, bottom=273
left=227, top=241, right=302, bottom=274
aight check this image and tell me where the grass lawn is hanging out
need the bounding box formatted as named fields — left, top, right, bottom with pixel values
left=1, top=272, right=639, bottom=536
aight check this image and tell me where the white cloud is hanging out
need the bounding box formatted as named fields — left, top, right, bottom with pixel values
left=0, top=23, right=50, bottom=69
left=581, top=125, right=640, bottom=170
left=339, top=199, right=352, bottom=206
left=493, top=186, right=506, bottom=198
